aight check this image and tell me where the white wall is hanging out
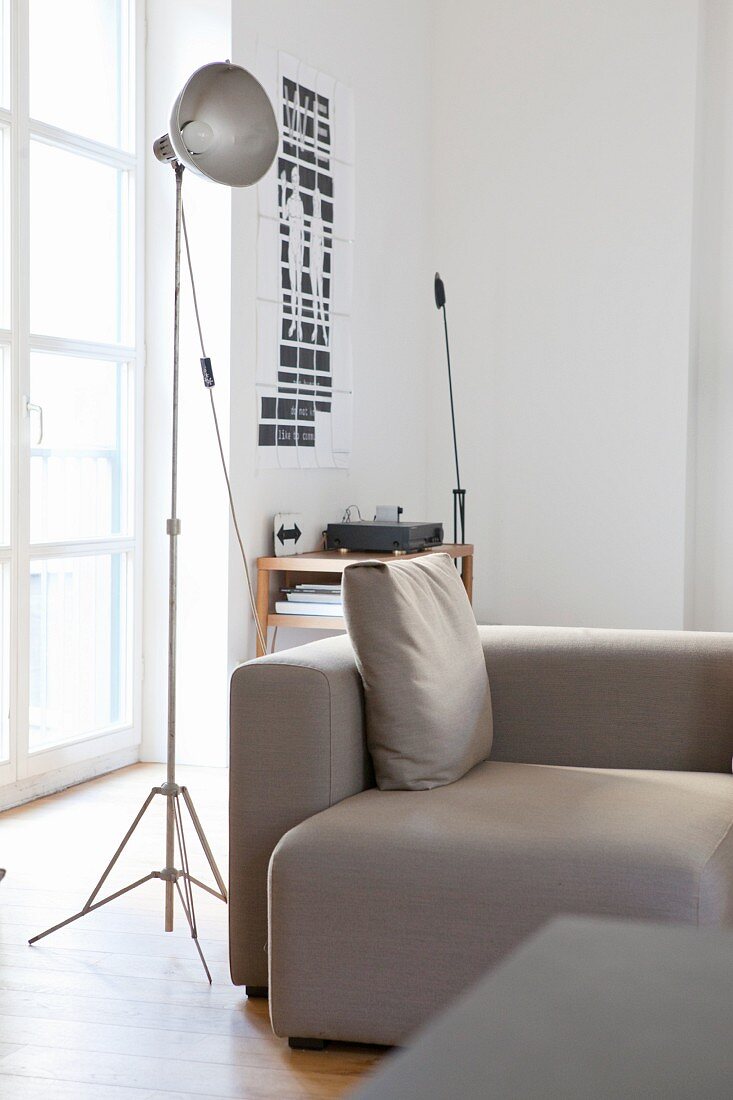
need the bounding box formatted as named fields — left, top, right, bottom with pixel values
left=428, top=0, right=701, bottom=629
left=226, top=0, right=433, bottom=666
left=144, top=0, right=733, bottom=767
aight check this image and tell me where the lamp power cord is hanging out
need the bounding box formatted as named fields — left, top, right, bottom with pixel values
left=180, top=199, right=268, bottom=656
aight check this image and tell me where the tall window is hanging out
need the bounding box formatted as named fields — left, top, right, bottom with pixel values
left=0, top=0, right=142, bottom=797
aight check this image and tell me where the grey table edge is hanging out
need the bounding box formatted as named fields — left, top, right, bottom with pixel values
left=351, top=915, right=733, bottom=1100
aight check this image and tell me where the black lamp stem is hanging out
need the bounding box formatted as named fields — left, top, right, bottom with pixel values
left=441, top=302, right=466, bottom=544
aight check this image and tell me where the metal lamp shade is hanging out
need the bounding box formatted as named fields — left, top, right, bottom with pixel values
left=164, top=61, right=278, bottom=187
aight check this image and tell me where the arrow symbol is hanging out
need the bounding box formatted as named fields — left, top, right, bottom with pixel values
left=277, top=523, right=302, bottom=545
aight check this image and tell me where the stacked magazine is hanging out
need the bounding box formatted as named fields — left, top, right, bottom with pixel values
left=275, top=583, right=343, bottom=617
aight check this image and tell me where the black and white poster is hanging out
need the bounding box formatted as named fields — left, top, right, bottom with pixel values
left=255, top=48, right=354, bottom=469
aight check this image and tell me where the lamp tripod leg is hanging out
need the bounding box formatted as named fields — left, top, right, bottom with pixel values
left=29, top=784, right=226, bottom=980
left=175, top=876, right=211, bottom=984
left=29, top=871, right=160, bottom=945
left=28, top=787, right=160, bottom=946
left=172, top=791, right=212, bottom=983
left=180, top=785, right=228, bottom=901
left=85, top=787, right=158, bottom=910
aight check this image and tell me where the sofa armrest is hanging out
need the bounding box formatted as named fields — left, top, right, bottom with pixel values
left=480, top=625, right=733, bottom=773
left=229, top=634, right=371, bottom=987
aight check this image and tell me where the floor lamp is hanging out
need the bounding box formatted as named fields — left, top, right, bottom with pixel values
left=434, top=272, right=466, bottom=544
left=29, top=62, right=279, bottom=981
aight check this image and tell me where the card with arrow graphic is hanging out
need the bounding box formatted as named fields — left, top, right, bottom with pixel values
left=273, top=512, right=304, bottom=557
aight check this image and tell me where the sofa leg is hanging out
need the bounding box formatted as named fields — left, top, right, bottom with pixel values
left=246, top=985, right=268, bottom=999
left=289, top=1037, right=327, bottom=1051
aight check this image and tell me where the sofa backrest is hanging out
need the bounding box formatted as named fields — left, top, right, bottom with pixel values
left=482, top=625, right=733, bottom=774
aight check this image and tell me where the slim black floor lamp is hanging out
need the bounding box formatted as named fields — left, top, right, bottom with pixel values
left=434, top=272, right=466, bottom=544
left=29, top=63, right=278, bottom=981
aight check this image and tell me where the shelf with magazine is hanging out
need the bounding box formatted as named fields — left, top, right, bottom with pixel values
left=254, top=545, right=474, bottom=656
left=273, top=581, right=344, bottom=628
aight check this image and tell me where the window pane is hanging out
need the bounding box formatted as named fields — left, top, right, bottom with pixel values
left=29, top=552, right=129, bottom=751
left=0, top=560, right=8, bottom=763
left=29, top=0, right=129, bottom=149
left=0, top=345, right=8, bottom=546
left=0, top=0, right=8, bottom=110
left=30, top=142, right=130, bottom=344
left=0, top=125, right=9, bottom=327
left=30, top=353, right=131, bottom=543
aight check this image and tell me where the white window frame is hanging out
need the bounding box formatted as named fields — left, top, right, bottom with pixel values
left=0, top=0, right=144, bottom=805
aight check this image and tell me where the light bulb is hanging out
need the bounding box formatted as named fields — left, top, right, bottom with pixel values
left=181, top=120, right=214, bottom=155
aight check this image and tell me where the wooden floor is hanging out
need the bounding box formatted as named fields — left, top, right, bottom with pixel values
left=0, top=763, right=383, bottom=1099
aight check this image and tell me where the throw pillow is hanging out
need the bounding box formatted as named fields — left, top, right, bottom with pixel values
left=342, top=553, right=492, bottom=790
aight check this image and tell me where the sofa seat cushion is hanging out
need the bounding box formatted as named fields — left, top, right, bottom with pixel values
left=268, top=760, right=733, bottom=1045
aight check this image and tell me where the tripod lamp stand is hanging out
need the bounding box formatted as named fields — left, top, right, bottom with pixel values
left=29, top=62, right=279, bottom=981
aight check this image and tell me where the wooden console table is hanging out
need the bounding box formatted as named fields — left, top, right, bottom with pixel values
left=255, top=544, right=474, bottom=657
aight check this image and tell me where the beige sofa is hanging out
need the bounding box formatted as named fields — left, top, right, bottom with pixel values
left=229, top=625, right=733, bottom=1048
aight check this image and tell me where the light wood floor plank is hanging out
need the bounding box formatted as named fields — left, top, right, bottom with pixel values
left=0, top=1013, right=379, bottom=1074
left=0, top=942, right=230, bottom=984
left=0, top=988, right=270, bottom=1037
left=0, top=763, right=381, bottom=1098
left=0, top=1075, right=160, bottom=1099
left=1, top=922, right=228, bottom=955
left=0, top=1043, right=26, bottom=1058
left=0, top=1044, right=353, bottom=1099
left=2, top=902, right=227, bottom=939
left=0, top=886, right=229, bottom=927
left=0, top=962, right=272, bottom=1009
